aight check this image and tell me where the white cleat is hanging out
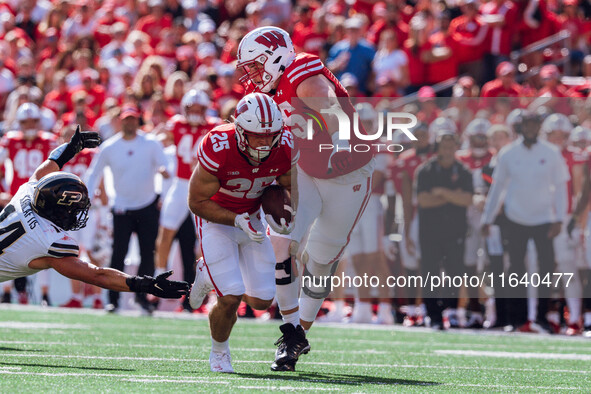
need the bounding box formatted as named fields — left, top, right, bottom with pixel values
left=209, top=350, right=234, bottom=373
left=189, top=258, right=214, bottom=309
left=375, top=308, right=395, bottom=325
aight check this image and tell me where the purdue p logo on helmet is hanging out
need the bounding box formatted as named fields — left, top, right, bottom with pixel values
left=32, top=172, right=91, bottom=231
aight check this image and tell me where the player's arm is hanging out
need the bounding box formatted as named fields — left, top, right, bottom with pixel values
left=28, top=256, right=188, bottom=298
left=31, top=125, right=101, bottom=182
left=188, top=163, right=236, bottom=226
left=276, top=166, right=297, bottom=211
left=296, top=74, right=341, bottom=137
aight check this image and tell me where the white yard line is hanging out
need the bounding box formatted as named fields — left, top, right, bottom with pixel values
left=0, top=352, right=590, bottom=374
left=0, top=370, right=582, bottom=391
left=435, top=349, right=591, bottom=361
left=0, top=322, right=89, bottom=329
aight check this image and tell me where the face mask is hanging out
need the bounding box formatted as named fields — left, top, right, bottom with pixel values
left=187, top=114, right=203, bottom=125
left=24, top=128, right=37, bottom=139
left=247, top=145, right=271, bottom=161
left=471, top=147, right=488, bottom=157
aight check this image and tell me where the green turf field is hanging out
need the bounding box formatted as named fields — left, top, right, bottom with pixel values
left=0, top=305, right=589, bottom=392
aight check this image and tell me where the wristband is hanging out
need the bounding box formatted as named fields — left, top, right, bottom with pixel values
left=48, top=142, right=76, bottom=169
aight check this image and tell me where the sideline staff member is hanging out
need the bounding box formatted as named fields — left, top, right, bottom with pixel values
left=480, top=111, right=568, bottom=330
left=415, top=120, right=474, bottom=329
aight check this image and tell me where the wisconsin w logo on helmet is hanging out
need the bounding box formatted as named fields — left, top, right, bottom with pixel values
left=254, top=31, right=287, bottom=50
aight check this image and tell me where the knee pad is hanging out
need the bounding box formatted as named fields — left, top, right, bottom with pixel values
left=301, top=253, right=339, bottom=299
left=276, top=257, right=295, bottom=285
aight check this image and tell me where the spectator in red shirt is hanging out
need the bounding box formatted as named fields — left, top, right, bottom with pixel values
left=481, top=61, right=523, bottom=98
left=421, top=10, right=458, bottom=92
left=403, top=15, right=430, bottom=93
left=416, top=86, right=441, bottom=125
left=530, top=64, right=573, bottom=115
left=520, top=0, right=561, bottom=68
left=43, top=71, right=72, bottom=117
left=93, top=2, right=129, bottom=48
left=163, top=70, right=188, bottom=114
left=212, top=65, right=244, bottom=116
left=292, top=6, right=329, bottom=56
left=449, top=0, right=489, bottom=84
left=73, top=69, right=107, bottom=116
left=367, top=2, right=409, bottom=47
left=480, top=0, right=519, bottom=82
left=60, top=90, right=98, bottom=129
left=372, top=29, right=409, bottom=92
left=135, top=0, right=172, bottom=48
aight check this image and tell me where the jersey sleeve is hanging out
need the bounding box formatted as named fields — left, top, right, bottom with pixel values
left=47, top=235, right=79, bottom=258
left=284, top=55, right=324, bottom=91
left=197, top=133, right=225, bottom=175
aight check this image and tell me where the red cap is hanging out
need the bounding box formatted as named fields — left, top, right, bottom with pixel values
left=540, top=64, right=560, bottom=79
left=417, top=86, right=436, bottom=101
left=496, top=61, right=515, bottom=77
left=120, top=105, right=140, bottom=119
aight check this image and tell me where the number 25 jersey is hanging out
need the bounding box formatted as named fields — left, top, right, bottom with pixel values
left=197, top=123, right=298, bottom=215
left=0, top=182, right=79, bottom=283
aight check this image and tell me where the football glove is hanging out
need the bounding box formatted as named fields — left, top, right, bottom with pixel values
left=235, top=212, right=265, bottom=243
left=265, top=207, right=295, bottom=235
left=49, top=125, right=102, bottom=169
left=125, top=270, right=189, bottom=299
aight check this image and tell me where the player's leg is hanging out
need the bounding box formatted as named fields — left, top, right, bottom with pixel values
left=503, top=219, right=531, bottom=329
left=400, top=215, right=422, bottom=326
left=108, top=210, right=134, bottom=310
left=198, top=220, right=246, bottom=373
left=555, top=220, right=583, bottom=335
left=299, top=173, right=372, bottom=331
left=532, top=223, right=558, bottom=332
left=175, top=214, right=197, bottom=311
left=464, top=206, right=484, bottom=328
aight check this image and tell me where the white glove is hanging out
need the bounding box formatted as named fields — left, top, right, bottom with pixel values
left=265, top=206, right=296, bottom=235
left=234, top=213, right=265, bottom=243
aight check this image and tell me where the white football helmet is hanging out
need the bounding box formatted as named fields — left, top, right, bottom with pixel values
left=540, top=113, right=573, bottom=136
left=428, top=117, right=457, bottom=144
left=181, top=89, right=210, bottom=125
left=464, top=118, right=491, bottom=137
left=237, top=26, right=296, bottom=93
left=234, top=92, right=284, bottom=163
left=570, top=126, right=591, bottom=143
left=16, top=102, right=41, bottom=122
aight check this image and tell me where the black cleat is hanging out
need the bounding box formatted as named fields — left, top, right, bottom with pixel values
left=41, top=294, right=51, bottom=307
left=271, top=323, right=310, bottom=372
left=584, top=325, right=591, bottom=338
left=1, top=292, right=11, bottom=304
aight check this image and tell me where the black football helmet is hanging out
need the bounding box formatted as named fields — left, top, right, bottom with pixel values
left=32, top=172, right=91, bottom=231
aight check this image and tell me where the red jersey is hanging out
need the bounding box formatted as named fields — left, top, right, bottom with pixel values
left=271, top=53, right=373, bottom=179
left=62, top=148, right=96, bottom=179
left=0, top=131, right=57, bottom=195
left=449, top=15, right=489, bottom=63
left=197, top=124, right=296, bottom=215
left=480, top=0, right=518, bottom=56
left=166, top=115, right=218, bottom=180
left=423, top=32, right=458, bottom=84
left=399, top=148, right=434, bottom=181
left=456, top=149, right=494, bottom=192
left=563, top=146, right=587, bottom=213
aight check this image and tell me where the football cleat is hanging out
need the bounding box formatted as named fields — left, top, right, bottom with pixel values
left=518, top=321, right=547, bottom=334
left=61, top=298, right=82, bottom=308
left=271, top=323, right=310, bottom=372
left=210, top=350, right=234, bottom=373
left=41, top=294, right=51, bottom=307
left=17, top=291, right=28, bottom=305
left=565, top=323, right=581, bottom=336
left=465, top=313, right=484, bottom=329
left=583, top=325, right=591, bottom=338
left=189, top=258, right=214, bottom=309
left=93, top=298, right=104, bottom=310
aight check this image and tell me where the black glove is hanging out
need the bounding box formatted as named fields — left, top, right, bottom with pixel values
left=49, top=125, right=102, bottom=169
left=125, top=270, right=189, bottom=299
left=567, top=216, right=576, bottom=239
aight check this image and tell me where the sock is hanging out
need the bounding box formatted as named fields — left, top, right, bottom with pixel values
left=357, top=301, right=372, bottom=313
left=584, top=312, right=591, bottom=327
left=334, top=300, right=345, bottom=315
left=378, top=302, right=391, bottom=314
left=546, top=311, right=560, bottom=325
left=299, top=292, right=325, bottom=323
left=406, top=304, right=417, bottom=317
left=154, top=268, right=166, bottom=277
left=527, top=297, right=538, bottom=322
left=275, top=280, right=300, bottom=312
left=282, top=310, right=300, bottom=328
left=93, top=293, right=102, bottom=301
left=566, top=298, right=581, bottom=324
left=211, top=338, right=229, bottom=353
left=72, top=292, right=83, bottom=302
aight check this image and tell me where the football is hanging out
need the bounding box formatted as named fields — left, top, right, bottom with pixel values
left=261, top=185, right=292, bottom=224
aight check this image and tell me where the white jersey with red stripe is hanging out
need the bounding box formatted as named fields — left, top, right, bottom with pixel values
left=166, top=114, right=219, bottom=180
left=264, top=52, right=374, bottom=179
left=197, top=123, right=297, bottom=215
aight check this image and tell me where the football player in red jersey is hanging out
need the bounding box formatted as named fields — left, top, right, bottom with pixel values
left=154, top=89, right=219, bottom=308
left=187, top=93, right=297, bottom=373
left=0, top=103, right=58, bottom=196
left=541, top=114, right=586, bottom=335
left=456, top=118, right=494, bottom=328
left=237, top=26, right=375, bottom=371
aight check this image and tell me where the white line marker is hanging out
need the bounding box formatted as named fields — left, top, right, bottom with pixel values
left=0, top=322, right=88, bottom=330
left=435, top=350, right=591, bottom=361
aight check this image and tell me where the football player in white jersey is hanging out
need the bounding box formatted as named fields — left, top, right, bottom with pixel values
left=0, top=126, right=190, bottom=300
